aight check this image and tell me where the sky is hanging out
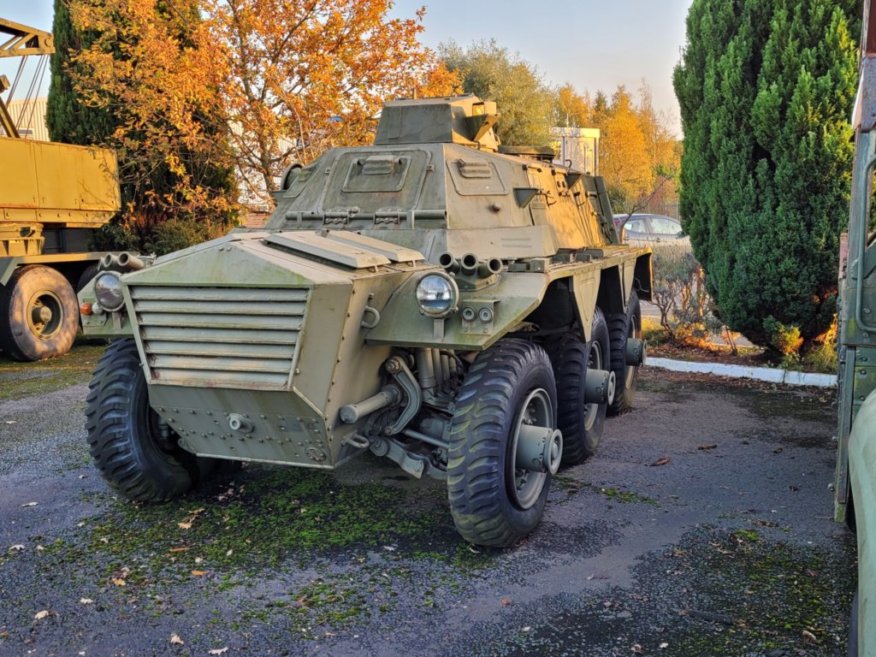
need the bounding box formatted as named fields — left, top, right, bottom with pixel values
left=390, top=0, right=693, bottom=134
left=0, top=0, right=693, bottom=134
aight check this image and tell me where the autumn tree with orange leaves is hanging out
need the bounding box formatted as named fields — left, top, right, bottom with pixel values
left=48, top=0, right=238, bottom=252
left=553, top=84, right=680, bottom=215
left=207, top=0, right=458, bottom=205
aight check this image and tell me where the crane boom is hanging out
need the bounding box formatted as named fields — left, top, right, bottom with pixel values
left=0, top=18, right=53, bottom=58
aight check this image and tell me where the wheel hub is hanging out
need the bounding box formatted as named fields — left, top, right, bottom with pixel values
left=26, top=293, right=62, bottom=339
left=516, top=425, right=563, bottom=475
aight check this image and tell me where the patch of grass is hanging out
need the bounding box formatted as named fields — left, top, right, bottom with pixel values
left=552, top=474, right=587, bottom=494
left=598, top=486, right=658, bottom=506
left=731, top=528, right=760, bottom=543
left=0, top=343, right=105, bottom=400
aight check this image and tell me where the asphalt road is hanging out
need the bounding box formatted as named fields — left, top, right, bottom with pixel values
left=0, top=349, right=855, bottom=657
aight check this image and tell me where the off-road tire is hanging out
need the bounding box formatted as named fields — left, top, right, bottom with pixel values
left=607, top=290, right=641, bottom=416
left=447, top=339, right=557, bottom=548
left=0, top=265, right=78, bottom=361
left=547, top=308, right=611, bottom=465
left=76, top=264, right=99, bottom=293
left=85, top=338, right=197, bottom=501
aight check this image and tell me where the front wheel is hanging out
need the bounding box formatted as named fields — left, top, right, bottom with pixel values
left=85, top=339, right=203, bottom=501
left=447, top=339, right=559, bottom=548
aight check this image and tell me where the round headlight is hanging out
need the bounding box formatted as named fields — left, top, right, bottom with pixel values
left=415, top=273, right=458, bottom=318
left=94, top=272, right=125, bottom=312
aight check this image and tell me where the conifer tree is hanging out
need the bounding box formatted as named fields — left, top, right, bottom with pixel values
left=673, top=0, right=858, bottom=350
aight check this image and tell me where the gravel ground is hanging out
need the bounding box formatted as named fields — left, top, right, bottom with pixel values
left=0, top=346, right=855, bottom=657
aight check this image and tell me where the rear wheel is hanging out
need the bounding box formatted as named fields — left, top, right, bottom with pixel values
left=0, top=265, right=78, bottom=361
left=608, top=291, right=642, bottom=415
left=548, top=309, right=611, bottom=465
left=85, top=338, right=208, bottom=501
left=447, top=339, right=559, bottom=547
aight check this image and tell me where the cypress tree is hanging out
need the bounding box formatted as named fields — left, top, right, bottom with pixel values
left=46, top=0, right=113, bottom=144
left=673, top=0, right=858, bottom=350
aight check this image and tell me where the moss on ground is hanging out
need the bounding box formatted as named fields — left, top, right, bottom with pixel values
left=79, top=468, right=455, bottom=580
left=598, top=486, right=658, bottom=506
left=0, top=342, right=105, bottom=401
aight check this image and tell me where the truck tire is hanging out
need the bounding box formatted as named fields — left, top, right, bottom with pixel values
left=0, top=265, right=79, bottom=361
left=607, top=290, right=641, bottom=416
left=85, top=338, right=199, bottom=502
left=447, top=339, right=558, bottom=547
left=548, top=308, right=611, bottom=465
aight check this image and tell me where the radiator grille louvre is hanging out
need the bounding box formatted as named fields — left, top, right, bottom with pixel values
left=131, top=285, right=308, bottom=389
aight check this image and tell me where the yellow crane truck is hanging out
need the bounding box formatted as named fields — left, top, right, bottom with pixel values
left=0, top=17, right=119, bottom=361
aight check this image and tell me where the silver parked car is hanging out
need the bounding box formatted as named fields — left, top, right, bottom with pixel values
left=613, top=213, right=689, bottom=248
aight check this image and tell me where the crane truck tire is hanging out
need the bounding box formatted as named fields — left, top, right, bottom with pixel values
left=0, top=265, right=78, bottom=361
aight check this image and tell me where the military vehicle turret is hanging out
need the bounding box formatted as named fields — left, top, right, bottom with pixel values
left=79, top=95, right=651, bottom=547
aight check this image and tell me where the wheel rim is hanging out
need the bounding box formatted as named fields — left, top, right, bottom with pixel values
left=25, top=290, right=64, bottom=340
left=583, top=341, right=604, bottom=430
left=624, top=319, right=640, bottom=389
left=508, top=388, right=553, bottom=509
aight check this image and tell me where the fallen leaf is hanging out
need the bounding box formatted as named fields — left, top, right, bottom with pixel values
left=178, top=508, right=205, bottom=530
left=111, top=578, right=126, bottom=587
left=170, top=633, right=184, bottom=645
left=191, top=570, right=208, bottom=577
left=208, top=649, right=228, bottom=656
left=80, top=598, right=94, bottom=605
left=697, top=444, right=717, bottom=451
left=499, top=597, right=512, bottom=607
left=34, top=610, right=50, bottom=620
left=650, top=456, right=671, bottom=467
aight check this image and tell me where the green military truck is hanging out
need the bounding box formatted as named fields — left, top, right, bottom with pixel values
left=0, top=17, right=120, bottom=361
left=834, top=2, right=876, bottom=654
left=78, top=96, right=651, bottom=547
